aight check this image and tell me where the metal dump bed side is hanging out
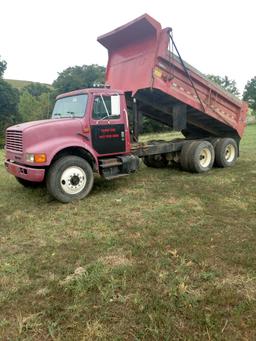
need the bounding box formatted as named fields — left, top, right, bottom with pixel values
left=98, top=14, right=248, bottom=139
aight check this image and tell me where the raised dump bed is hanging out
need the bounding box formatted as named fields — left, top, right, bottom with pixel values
left=98, top=14, right=248, bottom=141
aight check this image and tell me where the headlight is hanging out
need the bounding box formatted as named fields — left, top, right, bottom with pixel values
left=26, top=153, right=47, bottom=163
left=26, top=153, right=34, bottom=162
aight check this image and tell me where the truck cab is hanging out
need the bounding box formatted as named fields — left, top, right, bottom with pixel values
left=5, top=88, right=139, bottom=202
left=53, top=88, right=131, bottom=158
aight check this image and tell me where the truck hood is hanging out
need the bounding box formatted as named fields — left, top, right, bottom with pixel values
left=7, top=118, right=84, bottom=151
left=7, top=118, right=80, bottom=132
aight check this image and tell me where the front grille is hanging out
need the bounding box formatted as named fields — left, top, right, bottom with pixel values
left=6, top=130, right=23, bottom=152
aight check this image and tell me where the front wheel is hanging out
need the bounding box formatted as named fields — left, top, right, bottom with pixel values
left=46, top=156, right=94, bottom=203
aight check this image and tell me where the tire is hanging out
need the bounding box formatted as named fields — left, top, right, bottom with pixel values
left=187, top=140, right=214, bottom=173
left=208, top=137, right=221, bottom=150
left=143, top=154, right=168, bottom=168
left=180, top=141, right=197, bottom=171
left=214, top=138, right=238, bottom=167
left=46, top=156, right=94, bottom=203
left=16, top=177, right=41, bottom=188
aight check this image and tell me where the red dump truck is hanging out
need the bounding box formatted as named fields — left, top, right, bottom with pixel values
left=5, top=14, right=248, bottom=203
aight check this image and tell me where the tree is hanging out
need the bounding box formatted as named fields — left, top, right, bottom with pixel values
left=22, top=82, right=51, bottom=97
left=0, top=56, right=7, bottom=78
left=20, top=82, right=54, bottom=120
left=0, top=80, right=20, bottom=138
left=243, top=76, right=256, bottom=112
left=207, top=75, right=240, bottom=96
left=19, top=91, right=51, bottom=122
left=37, top=92, right=52, bottom=119
left=53, top=64, right=106, bottom=94
left=0, top=59, right=20, bottom=140
left=18, top=92, right=39, bottom=122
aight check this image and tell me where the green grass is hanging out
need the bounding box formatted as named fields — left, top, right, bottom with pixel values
left=0, top=125, right=256, bottom=340
left=4, top=79, right=51, bottom=90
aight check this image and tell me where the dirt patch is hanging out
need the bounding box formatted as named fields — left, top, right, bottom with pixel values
left=59, top=266, right=86, bottom=285
left=100, top=254, right=132, bottom=268
left=215, top=274, right=256, bottom=301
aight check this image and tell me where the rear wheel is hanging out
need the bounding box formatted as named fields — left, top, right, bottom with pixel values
left=46, top=156, right=94, bottom=203
left=189, top=141, right=215, bottom=173
left=214, top=138, right=238, bottom=167
left=181, top=140, right=214, bottom=173
left=180, top=141, right=196, bottom=171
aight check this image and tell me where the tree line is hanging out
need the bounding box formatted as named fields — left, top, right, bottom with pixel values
left=0, top=55, right=256, bottom=142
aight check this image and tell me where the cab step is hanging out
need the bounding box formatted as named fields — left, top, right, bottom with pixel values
left=99, top=158, right=123, bottom=168
left=99, top=155, right=140, bottom=180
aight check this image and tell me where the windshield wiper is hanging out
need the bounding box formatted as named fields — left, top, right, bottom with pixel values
left=53, top=113, right=61, bottom=118
left=66, top=111, right=75, bottom=118
left=100, top=114, right=118, bottom=120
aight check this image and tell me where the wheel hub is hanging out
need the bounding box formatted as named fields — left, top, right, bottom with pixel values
left=225, top=144, right=235, bottom=162
left=199, top=148, right=211, bottom=168
left=60, top=166, right=87, bottom=195
left=70, top=175, right=80, bottom=186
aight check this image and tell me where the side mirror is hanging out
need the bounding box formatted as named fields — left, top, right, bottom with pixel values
left=111, top=95, right=120, bottom=116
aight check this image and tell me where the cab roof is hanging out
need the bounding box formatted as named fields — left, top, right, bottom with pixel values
left=56, top=88, right=123, bottom=100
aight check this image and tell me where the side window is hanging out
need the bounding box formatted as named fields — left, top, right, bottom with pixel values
left=92, top=95, right=120, bottom=120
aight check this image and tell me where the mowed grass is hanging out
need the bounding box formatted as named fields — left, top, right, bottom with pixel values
left=0, top=125, right=256, bottom=340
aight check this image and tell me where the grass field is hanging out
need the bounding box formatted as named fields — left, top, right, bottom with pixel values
left=0, top=125, right=256, bottom=340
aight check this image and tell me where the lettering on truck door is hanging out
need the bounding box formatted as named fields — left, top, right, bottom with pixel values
left=90, top=94, right=126, bottom=154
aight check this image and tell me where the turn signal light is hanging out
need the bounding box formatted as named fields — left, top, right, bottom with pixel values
left=34, top=153, right=47, bottom=163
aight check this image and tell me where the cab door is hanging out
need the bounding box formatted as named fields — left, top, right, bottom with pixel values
left=90, top=94, right=126, bottom=155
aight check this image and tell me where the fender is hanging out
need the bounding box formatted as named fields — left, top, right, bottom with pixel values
left=26, top=137, right=99, bottom=170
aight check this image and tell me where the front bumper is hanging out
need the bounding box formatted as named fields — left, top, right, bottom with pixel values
left=5, top=160, right=45, bottom=182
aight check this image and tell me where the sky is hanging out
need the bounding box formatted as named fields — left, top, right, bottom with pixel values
left=1, top=0, right=255, bottom=93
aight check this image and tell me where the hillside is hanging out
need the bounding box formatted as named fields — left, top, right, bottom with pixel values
left=4, top=79, right=52, bottom=90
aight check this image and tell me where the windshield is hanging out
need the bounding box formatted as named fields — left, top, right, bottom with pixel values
left=52, top=94, right=88, bottom=119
